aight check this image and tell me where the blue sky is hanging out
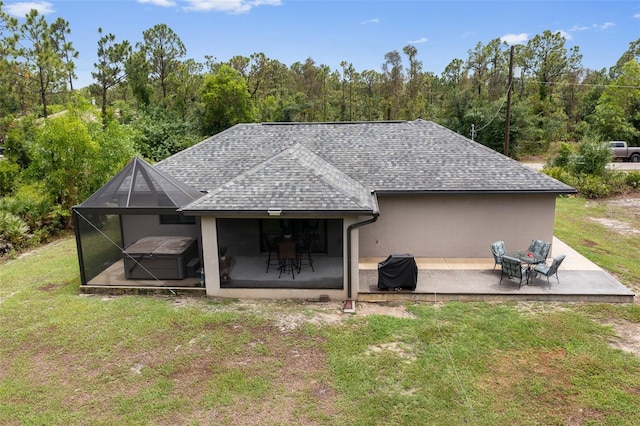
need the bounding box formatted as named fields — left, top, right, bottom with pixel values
left=4, top=0, right=640, bottom=88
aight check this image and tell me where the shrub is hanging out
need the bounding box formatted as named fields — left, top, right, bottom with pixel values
left=543, top=136, right=630, bottom=199
left=625, top=171, right=640, bottom=190
left=546, top=142, right=575, bottom=168
left=541, top=166, right=578, bottom=188
left=0, top=160, right=20, bottom=196
left=576, top=174, right=612, bottom=199
left=0, top=210, right=29, bottom=253
left=571, top=137, right=613, bottom=176
left=0, top=183, right=68, bottom=246
left=604, top=170, right=630, bottom=195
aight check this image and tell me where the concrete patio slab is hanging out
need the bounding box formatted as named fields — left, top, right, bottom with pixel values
left=358, top=237, right=636, bottom=303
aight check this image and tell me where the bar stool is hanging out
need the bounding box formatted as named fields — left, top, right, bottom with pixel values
left=278, top=241, right=299, bottom=279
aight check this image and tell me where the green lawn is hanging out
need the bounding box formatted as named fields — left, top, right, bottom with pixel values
left=1, top=196, right=639, bottom=425
left=554, top=195, right=640, bottom=292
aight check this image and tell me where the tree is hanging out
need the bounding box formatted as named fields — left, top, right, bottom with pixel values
left=592, top=60, right=640, bottom=145
left=16, top=9, right=67, bottom=118
left=466, top=41, right=490, bottom=97
left=129, top=106, right=199, bottom=161
left=49, top=17, right=77, bottom=91
left=201, top=64, right=255, bottom=135
left=26, top=108, right=134, bottom=211
left=0, top=2, right=18, bottom=133
left=339, top=60, right=355, bottom=121
left=138, top=24, right=186, bottom=105
left=484, top=38, right=509, bottom=101
left=92, top=28, right=131, bottom=128
left=168, top=58, right=204, bottom=121
left=360, top=69, right=382, bottom=121
left=126, top=49, right=151, bottom=106
left=403, top=44, right=424, bottom=119
left=519, top=30, right=582, bottom=101
left=228, top=55, right=249, bottom=76
left=381, top=50, right=403, bottom=120
left=442, top=58, right=465, bottom=86
left=610, top=38, right=640, bottom=78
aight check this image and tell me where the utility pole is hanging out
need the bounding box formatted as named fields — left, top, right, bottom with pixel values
left=504, top=45, right=514, bottom=157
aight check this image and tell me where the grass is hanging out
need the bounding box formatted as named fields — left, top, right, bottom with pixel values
left=1, top=196, right=640, bottom=425
left=554, top=195, right=640, bottom=291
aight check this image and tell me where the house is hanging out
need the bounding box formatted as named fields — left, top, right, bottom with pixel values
left=73, top=120, right=575, bottom=300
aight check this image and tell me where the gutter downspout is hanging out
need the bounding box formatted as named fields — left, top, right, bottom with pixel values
left=346, top=212, right=379, bottom=300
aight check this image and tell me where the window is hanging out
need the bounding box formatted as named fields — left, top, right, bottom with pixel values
left=259, top=219, right=328, bottom=253
left=160, top=215, right=196, bottom=225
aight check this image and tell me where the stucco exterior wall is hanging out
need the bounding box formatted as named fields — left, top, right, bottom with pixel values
left=359, top=194, right=557, bottom=258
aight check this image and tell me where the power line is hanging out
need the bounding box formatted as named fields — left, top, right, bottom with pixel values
left=521, top=80, right=640, bottom=89
left=471, top=81, right=512, bottom=140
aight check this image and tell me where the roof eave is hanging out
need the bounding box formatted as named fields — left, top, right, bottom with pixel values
left=72, top=206, right=182, bottom=215
left=374, top=189, right=577, bottom=196
left=181, top=208, right=376, bottom=217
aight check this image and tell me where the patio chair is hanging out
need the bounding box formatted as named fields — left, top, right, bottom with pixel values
left=531, top=254, right=566, bottom=286
left=490, top=240, right=506, bottom=270
left=527, top=239, right=551, bottom=260
left=297, top=237, right=314, bottom=272
left=264, top=235, right=280, bottom=273
left=278, top=241, right=299, bottom=279
left=499, top=255, right=528, bottom=289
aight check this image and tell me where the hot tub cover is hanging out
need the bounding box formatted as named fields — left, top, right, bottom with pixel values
left=123, top=236, right=198, bottom=280
left=123, top=236, right=196, bottom=256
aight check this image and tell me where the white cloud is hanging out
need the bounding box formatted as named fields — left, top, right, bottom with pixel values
left=593, top=22, right=615, bottom=30
left=562, top=21, right=615, bottom=38
left=500, top=33, right=528, bottom=45
left=635, top=13, right=640, bottom=19
left=182, top=0, right=282, bottom=14
left=569, top=25, right=590, bottom=32
left=5, top=1, right=54, bottom=17
left=361, top=18, right=380, bottom=25
left=138, top=0, right=177, bottom=7
left=407, top=37, right=428, bottom=44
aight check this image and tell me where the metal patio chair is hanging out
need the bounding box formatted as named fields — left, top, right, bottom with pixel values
left=527, top=239, right=551, bottom=260
left=499, top=255, right=529, bottom=289
left=264, top=235, right=280, bottom=273
left=278, top=241, right=299, bottom=279
left=490, top=240, right=506, bottom=270
left=297, top=237, right=314, bottom=272
left=531, top=254, right=566, bottom=286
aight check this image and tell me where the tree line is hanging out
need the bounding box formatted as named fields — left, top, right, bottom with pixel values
left=1, top=4, right=639, bottom=155
left=0, top=3, right=639, bottom=254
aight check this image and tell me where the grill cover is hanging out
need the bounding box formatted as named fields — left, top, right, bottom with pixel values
left=377, top=254, right=418, bottom=291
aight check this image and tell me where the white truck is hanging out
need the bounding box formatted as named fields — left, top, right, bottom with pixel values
left=609, top=141, right=640, bottom=162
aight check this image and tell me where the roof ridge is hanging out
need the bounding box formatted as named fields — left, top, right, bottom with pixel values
left=205, top=146, right=295, bottom=197
left=182, top=143, right=377, bottom=213
left=286, top=144, right=374, bottom=210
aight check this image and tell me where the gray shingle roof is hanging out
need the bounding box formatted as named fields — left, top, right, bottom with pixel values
left=157, top=120, right=574, bottom=213
left=182, top=144, right=377, bottom=213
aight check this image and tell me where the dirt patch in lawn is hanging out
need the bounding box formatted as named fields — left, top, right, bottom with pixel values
left=586, top=217, right=640, bottom=236
left=586, top=193, right=640, bottom=236
left=598, top=319, right=640, bottom=357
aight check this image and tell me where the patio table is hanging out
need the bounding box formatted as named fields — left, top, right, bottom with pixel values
left=507, top=250, right=545, bottom=266
left=506, top=250, right=545, bottom=284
